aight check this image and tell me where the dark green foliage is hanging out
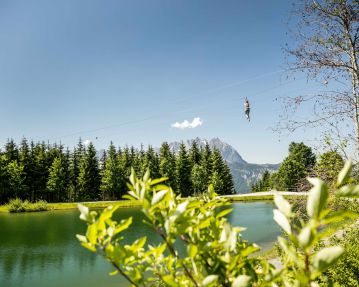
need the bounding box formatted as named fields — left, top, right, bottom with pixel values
left=252, top=142, right=316, bottom=191
left=211, top=149, right=235, bottom=195
left=315, top=151, right=344, bottom=183
left=189, top=140, right=201, bottom=165
left=199, top=143, right=213, bottom=186
left=6, top=160, right=25, bottom=199
left=175, top=143, right=192, bottom=196
left=288, top=142, right=316, bottom=170
left=0, top=138, right=234, bottom=203
left=0, top=155, right=8, bottom=202
left=144, top=146, right=160, bottom=179
left=191, top=164, right=207, bottom=194
left=252, top=170, right=271, bottom=192
left=277, top=142, right=316, bottom=190
left=77, top=143, right=101, bottom=201
left=4, top=139, right=19, bottom=163
left=100, top=142, right=124, bottom=200
left=277, top=158, right=306, bottom=190
left=159, top=142, right=177, bottom=189
left=47, top=156, right=70, bottom=202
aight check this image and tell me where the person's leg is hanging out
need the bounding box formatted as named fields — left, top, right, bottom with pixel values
left=245, top=109, right=250, bottom=121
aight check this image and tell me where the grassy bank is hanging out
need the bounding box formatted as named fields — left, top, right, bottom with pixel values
left=0, top=199, right=142, bottom=213
left=225, top=194, right=307, bottom=202
left=50, top=200, right=142, bottom=211
left=0, top=193, right=307, bottom=213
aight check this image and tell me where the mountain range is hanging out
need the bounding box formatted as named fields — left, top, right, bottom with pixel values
left=168, top=138, right=279, bottom=193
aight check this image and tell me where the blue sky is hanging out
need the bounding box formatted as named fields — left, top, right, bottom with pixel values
left=0, top=0, right=326, bottom=163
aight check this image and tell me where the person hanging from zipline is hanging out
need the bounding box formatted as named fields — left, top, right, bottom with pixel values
left=244, top=98, right=250, bottom=122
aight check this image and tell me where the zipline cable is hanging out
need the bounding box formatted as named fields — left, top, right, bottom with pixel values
left=48, top=69, right=316, bottom=141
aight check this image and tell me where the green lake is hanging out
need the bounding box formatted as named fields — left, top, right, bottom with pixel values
left=0, top=202, right=280, bottom=287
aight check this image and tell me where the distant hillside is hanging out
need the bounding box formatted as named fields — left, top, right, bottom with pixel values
left=168, top=138, right=279, bottom=193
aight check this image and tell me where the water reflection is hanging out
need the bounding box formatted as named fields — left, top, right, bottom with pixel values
left=0, top=202, right=280, bottom=287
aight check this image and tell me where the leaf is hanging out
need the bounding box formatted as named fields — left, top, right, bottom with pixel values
left=176, top=201, right=188, bottom=215
left=306, top=178, right=328, bottom=219
left=78, top=204, right=91, bottom=222
left=273, top=209, right=291, bottom=234
left=143, top=169, right=150, bottom=182
left=114, top=217, right=132, bottom=235
left=133, top=236, right=147, bottom=250
left=274, top=194, right=292, bottom=217
left=130, top=168, right=136, bottom=185
left=232, top=275, right=252, bottom=287
left=188, top=244, right=198, bottom=258
left=109, top=270, right=118, bottom=276
left=298, top=226, right=314, bottom=249
left=278, top=237, right=303, bottom=268
left=216, top=208, right=233, bottom=218
left=76, top=234, right=87, bottom=243
left=202, top=275, right=218, bottom=286
left=313, top=246, right=344, bottom=272
left=153, top=184, right=170, bottom=191
left=149, top=177, right=168, bottom=186
left=337, top=184, right=359, bottom=198
left=208, top=184, right=217, bottom=199
left=86, top=224, right=98, bottom=245
left=337, top=160, right=352, bottom=187
left=162, top=275, right=177, bottom=287
left=151, top=189, right=168, bottom=206
left=122, top=194, right=137, bottom=201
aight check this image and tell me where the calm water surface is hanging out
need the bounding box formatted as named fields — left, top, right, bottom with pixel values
left=0, top=202, right=280, bottom=287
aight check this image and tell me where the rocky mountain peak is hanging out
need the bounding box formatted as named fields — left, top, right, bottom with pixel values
left=168, top=137, right=247, bottom=165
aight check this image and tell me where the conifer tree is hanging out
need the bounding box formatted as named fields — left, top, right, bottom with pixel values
left=6, top=160, right=25, bottom=199
left=100, top=150, right=107, bottom=170
left=191, top=164, right=207, bottom=194
left=210, top=149, right=235, bottom=195
left=251, top=170, right=271, bottom=192
left=175, top=143, right=192, bottom=196
left=100, top=142, right=123, bottom=200
left=210, top=170, right=223, bottom=195
left=4, top=139, right=19, bottom=163
left=145, top=146, right=160, bottom=179
left=64, top=148, right=74, bottom=201
left=31, top=142, right=49, bottom=200
left=222, top=160, right=235, bottom=195
left=129, top=146, right=138, bottom=173
left=159, top=142, right=176, bottom=189
left=47, top=156, right=69, bottom=202
left=71, top=139, right=85, bottom=200
left=200, top=143, right=212, bottom=186
left=19, top=138, right=32, bottom=199
left=77, top=143, right=101, bottom=201
left=189, top=141, right=201, bottom=166
left=120, top=147, right=132, bottom=178
left=136, top=145, right=146, bottom=177
left=0, top=155, right=8, bottom=202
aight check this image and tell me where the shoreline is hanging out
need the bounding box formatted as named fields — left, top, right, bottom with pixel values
left=0, top=192, right=307, bottom=213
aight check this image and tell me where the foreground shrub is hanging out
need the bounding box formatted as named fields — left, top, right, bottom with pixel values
left=7, top=198, right=30, bottom=212
left=319, top=227, right=359, bottom=287
left=7, top=198, right=50, bottom=212
left=77, top=161, right=358, bottom=286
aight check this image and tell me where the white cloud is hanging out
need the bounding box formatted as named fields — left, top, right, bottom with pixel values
left=171, top=117, right=203, bottom=129
left=83, top=139, right=91, bottom=146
